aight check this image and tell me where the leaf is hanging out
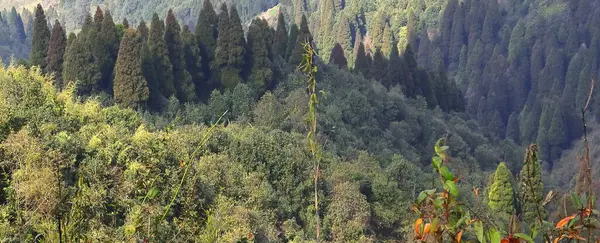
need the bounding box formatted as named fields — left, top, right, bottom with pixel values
left=474, top=221, right=485, bottom=243
left=571, top=192, right=583, bottom=209
left=124, top=224, right=136, bottom=236
left=440, top=166, right=455, bottom=181
left=415, top=218, right=423, bottom=236
left=514, top=233, right=534, bottom=243
left=456, top=231, right=463, bottom=243
left=430, top=218, right=439, bottom=234
left=146, top=186, right=160, bottom=200
left=417, top=189, right=436, bottom=203
left=488, top=229, right=501, bottom=243
left=423, top=223, right=431, bottom=235
left=555, top=215, right=576, bottom=228
left=432, top=156, right=443, bottom=170
left=444, top=180, right=459, bottom=197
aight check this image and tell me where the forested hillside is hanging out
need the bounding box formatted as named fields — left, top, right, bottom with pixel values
left=2, top=0, right=600, bottom=242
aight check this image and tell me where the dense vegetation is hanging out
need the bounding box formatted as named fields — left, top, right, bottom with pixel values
left=2, top=0, right=600, bottom=242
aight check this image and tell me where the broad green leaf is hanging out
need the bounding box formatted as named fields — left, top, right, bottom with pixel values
left=432, top=156, right=442, bottom=170
left=488, top=229, right=501, bottom=243
left=444, top=180, right=459, bottom=197
left=571, top=192, right=583, bottom=209
left=474, top=221, right=485, bottom=243
left=434, top=197, right=445, bottom=209
left=440, top=166, right=454, bottom=181
left=417, top=189, right=436, bottom=203
left=147, top=186, right=160, bottom=200
left=514, top=233, right=534, bottom=243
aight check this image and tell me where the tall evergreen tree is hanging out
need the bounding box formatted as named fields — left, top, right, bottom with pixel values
left=317, top=0, right=335, bottom=62
left=113, top=29, right=149, bottom=109
left=138, top=19, right=149, bottom=42
left=195, top=0, right=218, bottom=85
left=505, top=112, right=520, bottom=143
left=97, top=10, right=120, bottom=92
left=213, top=4, right=246, bottom=89
left=148, top=13, right=175, bottom=98
left=8, top=7, right=26, bottom=41
left=334, top=13, right=352, bottom=66
left=289, top=15, right=313, bottom=66
left=246, top=18, right=273, bottom=92
left=93, top=6, right=104, bottom=27
left=404, top=44, right=419, bottom=96
left=286, top=23, right=299, bottom=61
left=488, top=162, right=515, bottom=215
left=548, top=105, right=567, bottom=162
left=62, top=30, right=102, bottom=94
left=370, top=49, right=387, bottom=81
left=45, top=20, right=67, bottom=88
left=381, top=25, right=394, bottom=58
left=354, top=37, right=370, bottom=77
left=273, top=12, right=288, bottom=59
left=329, top=43, right=347, bottom=69
left=182, top=25, right=203, bottom=98
left=519, top=145, right=546, bottom=224
left=386, top=41, right=404, bottom=88
left=165, top=9, right=196, bottom=102
left=30, top=4, right=51, bottom=70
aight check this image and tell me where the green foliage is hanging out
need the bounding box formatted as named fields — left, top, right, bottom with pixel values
left=289, top=15, right=312, bottom=66
left=273, top=12, right=288, bottom=59
left=165, top=9, right=196, bottom=102
left=148, top=13, right=175, bottom=99
left=29, top=4, right=50, bottom=69
left=45, top=20, right=67, bottom=88
left=196, top=0, right=218, bottom=84
left=213, top=4, right=246, bottom=89
left=246, top=18, right=274, bottom=92
left=519, top=145, right=546, bottom=224
left=113, top=29, right=149, bottom=109
left=488, top=162, right=515, bottom=216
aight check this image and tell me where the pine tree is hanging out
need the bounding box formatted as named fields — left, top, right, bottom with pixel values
left=196, top=0, right=218, bottom=84
left=417, top=29, right=431, bottom=67
left=386, top=41, right=404, bottom=88
left=93, top=6, right=103, bottom=28
left=317, top=0, right=335, bottom=62
left=122, top=18, right=130, bottom=29
left=519, top=145, right=546, bottom=224
left=97, top=10, right=120, bottom=92
left=449, top=3, right=465, bottom=67
left=62, top=30, right=102, bottom=94
left=404, top=44, right=419, bottom=96
left=289, top=14, right=312, bottom=65
left=381, top=25, right=394, bottom=58
left=536, top=104, right=553, bottom=163
left=440, top=0, right=458, bottom=60
left=45, top=20, right=67, bottom=88
left=329, top=43, right=347, bottom=69
left=370, top=49, right=387, bottom=81
left=286, top=23, right=299, bottom=61
left=214, top=4, right=246, bottom=89
left=354, top=36, right=370, bottom=77
left=488, top=162, right=515, bottom=215
left=530, top=40, right=544, bottom=94
left=182, top=25, right=203, bottom=98
left=548, top=105, right=567, bottom=162
left=273, top=12, right=288, bottom=59
left=8, top=7, right=26, bottom=41
left=489, top=111, right=505, bottom=139
left=141, top=34, right=164, bottom=110
left=113, top=29, right=149, bottom=109
left=148, top=13, right=175, bottom=98
left=246, top=18, right=273, bottom=91
left=334, top=13, right=352, bottom=66
left=138, top=19, right=149, bottom=41
left=165, top=9, right=196, bottom=102
left=505, top=112, right=520, bottom=143
left=30, top=4, right=51, bottom=70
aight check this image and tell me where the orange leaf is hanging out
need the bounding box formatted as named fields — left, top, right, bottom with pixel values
left=415, top=218, right=423, bottom=237
left=456, top=231, right=463, bottom=243
left=423, top=223, right=431, bottom=235
left=555, top=215, right=576, bottom=228
left=584, top=209, right=592, bottom=216
left=501, top=239, right=510, bottom=243
left=473, top=187, right=479, bottom=197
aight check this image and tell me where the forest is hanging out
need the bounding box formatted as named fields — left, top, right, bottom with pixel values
left=0, top=0, right=599, bottom=242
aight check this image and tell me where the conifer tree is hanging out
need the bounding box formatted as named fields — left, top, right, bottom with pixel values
left=519, top=145, right=546, bottom=224
left=214, top=4, right=246, bottom=89
left=93, top=6, right=103, bottom=27
left=318, top=0, right=335, bottom=62
left=548, top=105, right=567, bottom=162
left=381, top=25, right=393, bottom=58
left=148, top=13, right=175, bottom=98
left=334, top=13, right=352, bottom=66
left=246, top=18, right=273, bottom=91
left=8, top=7, right=26, bottom=41
left=386, top=41, right=404, bottom=88
left=354, top=39, right=370, bottom=77
left=45, top=20, right=67, bottom=88
left=122, top=18, right=130, bottom=29
left=404, top=44, right=419, bottom=96
left=329, top=43, right=347, bottom=69
left=370, top=49, right=387, bottom=81
left=62, top=30, right=102, bottom=94
left=505, top=112, right=520, bottom=143
left=182, top=25, right=203, bottom=98
left=165, top=9, right=196, bottom=102
left=114, top=29, right=149, bottom=109
left=141, top=33, right=163, bottom=110
left=488, top=162, right=515, bottom=215
left=417, top=29, right=431, bottom=67
left=138, top=19, right=149, bottom=42
left=289, top=14, right=313, bottom=65
left=273, top=12, right=288, bottom=59
left=536, top=104, right=553, bottom=162
left=196, top=0, right=218, bottom=84
left=30, top=4, right=50, bottom=70
left=449, top=3, right=465, bottom=66
left=286, top=23, right=299, bottom=61
left=97, top=10, right=120, bottom=92
left=440, top=0, right=458, bottom=60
